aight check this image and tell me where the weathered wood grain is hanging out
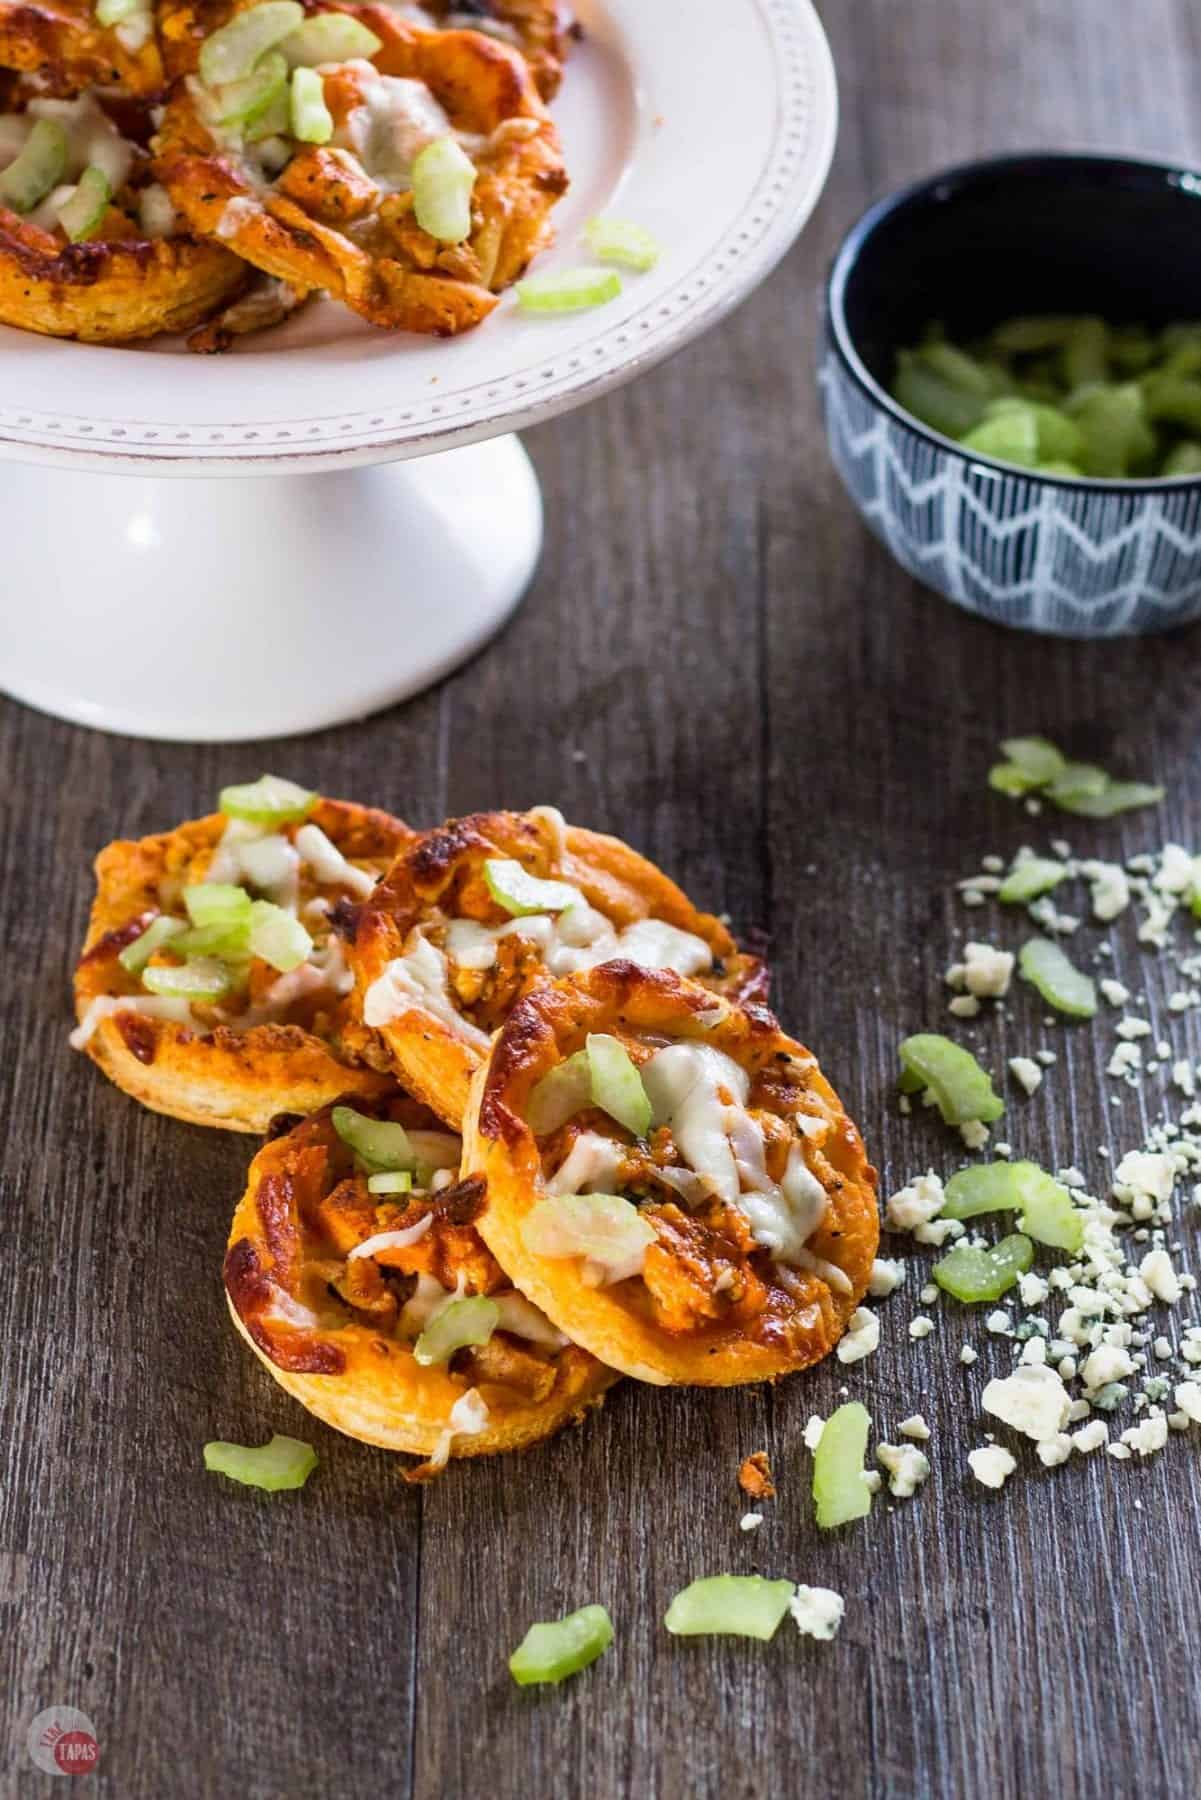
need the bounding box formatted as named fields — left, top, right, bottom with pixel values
left=4, top=1, right=1201, bottom=1794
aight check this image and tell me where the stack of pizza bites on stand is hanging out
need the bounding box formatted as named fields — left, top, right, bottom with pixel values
left=73, top=782, right=880, bottom=1478
left=0, top=0, right=571, bottom=346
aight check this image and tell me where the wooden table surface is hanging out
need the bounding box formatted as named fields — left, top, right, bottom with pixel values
left=5, top=2, right=1201, bottom=1794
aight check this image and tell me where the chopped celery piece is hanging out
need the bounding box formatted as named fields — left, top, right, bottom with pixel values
left=169, top=923, right=250, bottom=962
left=0, top=118, right=67, bottom=213
left=413, top=1295, right=499, bottom=1366
left=247, top=899, right=312, bottom=972
left=990, top=315, right=1078, bottom=354
left=527, top=1049, right=591, bottom=1135
left=989, top=762, right=1040, bottom=797
left=483, top=857, right=578, bottom=916
left=184, top=882, right=253, bottom=930
left=280, top=11, right=381, bottom=64
left=203, top=1433, right=316, bottom=1490
left=118, top=914, right=185, bottom=975
left=1043, top=759, right=1108, bottom=801
left=1163, top=441, right=1201, bottom=476
left=1017, top=1178, right=1084, bottom=1255
left=412, top=136, right=475, bottom=243
left=961, top=405, right=1040, bottom=469
left=246, top=95, right=291, bottom=143
left=812, top=1401, right=872, bottom=1528
left=1018, top=938, right=1097, bottom=1019
left=332, top=1106, right=414, bottom=1173
left=219, top=773, right=316, bottom=825
left=1069, top=383, right=1156, bottom=477
left=522, top=1193, right=655, bottom=1274
left=998, top=857, right=1066, bottom=904
left=198, top=0, right=303, bottom=85
left=919, top=341, right=997, bottom=395
left=1035, top=460, right=1085, bottom=477
left=1046, top=779, right=1164, bottom=818
left=894, top=350, right=989, bottom=438
left=367, top=1169, right=413, bottom=1195
left=59, top=168, right=113, bottom=245
left=142, top=957, right=232, bottom=1002
left=933, top=1233, right=1034, bottom=1303
left=516, top=267, right=622, bottom=314
left=1142, top=373, right=1201, bottom=436
left=582, top=215, right=662, bottom=271
left=509, top=1605, right=614, bottom=1684
left=1062, top=316, right=1108, bottom=389
left=289, top=67, right=333, bottom=144
left=942, top=1160, right=1083, bottom=1252
left=212, top=50, right=288, bottom=127
left=898, top=1035, right=1004, bottom=1125
left=664, top=1576, right=794, bottom=1640
left=586, top=1034, right=651, bottom=1138
left=999, top=736, right=1067, bottom=782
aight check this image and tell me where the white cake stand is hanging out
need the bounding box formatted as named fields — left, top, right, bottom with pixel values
left=0, top=0, right=837, bottom=742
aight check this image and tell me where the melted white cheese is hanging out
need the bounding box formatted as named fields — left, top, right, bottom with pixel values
left=27, top=95, right=135, bottom=192
left=348, top=1216, right=433, bottom=1260
left=441, top=896, right=714, bottom=982
left=448, top=1387, right=489, bottom=1434
left=237, top=834, right=302, bottom=910
left=363, top=935, right=491, bottom=1049
left=293, top=823, right=376, bottom=899
left=492, top=1291, right=569, bottom=1349
left=641, top=1043, right=829, bottom=1265
left=335, top=65, right=454, bottom=191
left=545, top=1132, right=626, bottom=1197
left=215, top=194, right=260, bottom=241
left=70, top=994, right=194, bottom=1050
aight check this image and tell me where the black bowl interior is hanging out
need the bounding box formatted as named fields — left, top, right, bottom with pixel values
left=831, top=154, right=1201, bottom=395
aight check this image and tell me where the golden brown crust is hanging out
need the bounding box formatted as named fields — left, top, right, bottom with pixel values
left=0, top=203, right=247, bottom=341
left=152, top=5, right=568, bottom=335
left=0, top=0, right=163, bottom=94
left=462, top=964, right=880, bottom=1388
left=347, top=808, right=768, bottom=1129
left=224, top=1097, right=618, bottom=1466
left=414, top=0, right=576, bottom=99
left=72, top=798, right=414, bottom=1132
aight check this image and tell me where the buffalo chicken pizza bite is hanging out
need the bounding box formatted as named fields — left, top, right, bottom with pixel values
left=224, top=1096, right=617, bottom=1475
left=462, top=964, right=879, bottom=1387
left=347, top=807, right=767, bottom=1128
left=72, top=776, right=412, bottom=1132
left=152, top=1, right=567, bottom=335
left=0, top=0, right=162, bottom=96
left=0, top=84, right=247, bottom=341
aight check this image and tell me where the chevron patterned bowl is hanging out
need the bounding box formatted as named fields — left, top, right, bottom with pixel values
left=821, top=154, right=1201, bottom=637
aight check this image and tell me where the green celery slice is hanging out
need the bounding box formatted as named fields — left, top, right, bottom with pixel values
left=199, top=0, right=304, bottom=85
left=919, top=341, right=997, bottom=395
left=933, top=1233, right=1034, bottom=1303
left=184, top=882, right=253, bottom=930
left=141, top=957, right=232, bottom=1002
left=0, top=117, right=67, bottom=213
left=219, top=773, right=316, bottom=825
left=998, top=736, right=1067, bottom=778
left=989, top=316, right=1078, bottom=354
left=961, top=404, right=1041, bottom=469
left=582, top=215, right=662, bottom=271
left=586, top=1034, right=651, bottom=1138
left=483, top=857, right=579, bottom=916
left=893, top=350, right=989, bottom=438
left=998, top=857, right=1066, bottom=903
left=118, top=914, right=186, bottom=975
left=812, top=1401, right=872, bottom=1529
left=332, top=1106, right=414, bottom=1173
left=289, top=67, right=333, bottom=144
left=59, top=167, right=111, bottom=248
left=169, top=923, right=251, bottom=962
left=280, top=11, right=381, bottom=64
left=1062, top=316, right=1109, bottom=390
left=1018, top=938, right=1097, bottom=1018
left=413, top=1296, right=499, bottom=1366
left=412, top=135, right=476, bottom=243
left=941, top=1160, right=1083, bottom=1253
left=247, top=899, right=312, bottom=972
left=1163, top=441, right=1201, bottom=477
left=203, top=1434, right=317, bottom=1490
left=1042, top=760, right=1108, bottom=802
left=664, top=1576, right=794, bottom=1640
left=1069, top=383, right=1156, bottom=477
left=211, top=50, right=289, bottom=126
left=516, top=267, right=622, bottom=314
left=526, top=1049, right=591, bottom=1135
left=367, top=1169, right=413, bottom=1195
left=509, top=1605, right=614, bottom=1683
left=898, top=1035, right=1004, bottom=1124
left=522, top=1193, right=655, bottom=1269
left=989, top=762, right=1040, bottom=797
left=1046, top=779, right=1164, bottom=818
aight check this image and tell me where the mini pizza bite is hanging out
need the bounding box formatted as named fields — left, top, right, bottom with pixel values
left=224, top=1095, right=617, bottom=1475
left=0, top=0, right=162, bottom=96
left=462, top=963, right=879, bottom=1387
left=0, top=84, right=247, bottom=341
left=72, top=776, right=413, bottom=1132
left=153, top=0, right=567, bottom=335
left=346, top=807, right=767, bottom=1129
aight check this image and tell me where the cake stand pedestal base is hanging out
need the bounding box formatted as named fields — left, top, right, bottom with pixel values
left=1, top=433, right=542, bottom=742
